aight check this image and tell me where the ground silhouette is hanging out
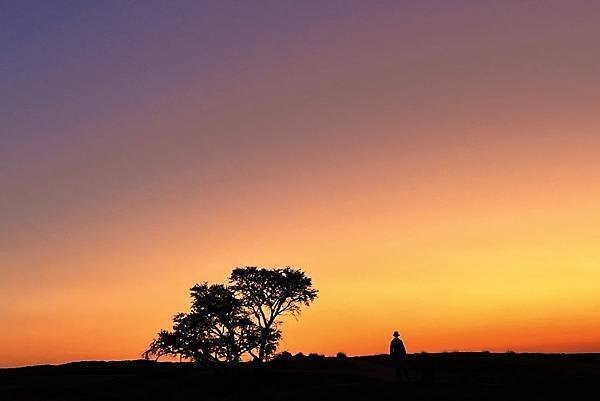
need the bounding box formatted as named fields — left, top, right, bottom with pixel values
left=2, top=353, right=599, bottom=400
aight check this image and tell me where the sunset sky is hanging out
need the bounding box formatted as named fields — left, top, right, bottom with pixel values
left=2, top=0, right=600, bottom=367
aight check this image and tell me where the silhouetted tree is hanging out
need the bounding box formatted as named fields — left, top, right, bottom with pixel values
left=229, top=266, right=318, bottom=362
left=144, top=283, right=260, bottom=366
left=189, top=283, right=259, bottom=363
left=145, top=266, right=317, bottom=366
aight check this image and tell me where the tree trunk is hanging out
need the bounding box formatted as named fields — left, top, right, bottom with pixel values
left=259, top=325, right=269, bottom=361
left=258, top=343, right=265, bottom=362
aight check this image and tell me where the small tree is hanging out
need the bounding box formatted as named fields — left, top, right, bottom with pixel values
left=144, top=283, right=259, bottom=365
left=189, top=283, right=259, bottom=363
left=172, top=312, right=217, bottom=362
left=229, top=266, right=318, bottom=362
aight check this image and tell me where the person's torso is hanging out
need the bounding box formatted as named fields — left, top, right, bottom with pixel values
left=390, top=339, right=405, bottom=356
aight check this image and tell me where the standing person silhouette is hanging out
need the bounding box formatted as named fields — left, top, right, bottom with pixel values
left=390, top=331, right=408, bottom=381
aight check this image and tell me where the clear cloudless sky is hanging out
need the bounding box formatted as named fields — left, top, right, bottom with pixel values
left=2, top=0, right=600, bottom=367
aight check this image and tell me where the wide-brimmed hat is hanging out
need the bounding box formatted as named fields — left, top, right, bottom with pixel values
left=393, top=331, right=400, bottom=337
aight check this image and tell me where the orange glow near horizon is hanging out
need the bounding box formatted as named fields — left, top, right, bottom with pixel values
left=2, top=1, right=600, bottom=367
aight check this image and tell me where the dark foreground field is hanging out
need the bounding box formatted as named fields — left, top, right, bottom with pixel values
left=1, top=353, right=599, bottom=400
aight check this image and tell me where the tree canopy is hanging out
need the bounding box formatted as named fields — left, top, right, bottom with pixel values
left=229, top=266, right=318, bottom=362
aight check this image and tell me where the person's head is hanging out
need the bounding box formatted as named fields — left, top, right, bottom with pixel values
left=393, top=331, right=400, bottom=338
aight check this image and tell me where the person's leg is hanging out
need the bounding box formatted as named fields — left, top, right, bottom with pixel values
left=394, top=359, right=403, bottom=381
left=402, top=366, right=409, bottom=381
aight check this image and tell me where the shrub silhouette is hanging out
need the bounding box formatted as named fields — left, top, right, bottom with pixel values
left=272, top=351, right=293, bottom=362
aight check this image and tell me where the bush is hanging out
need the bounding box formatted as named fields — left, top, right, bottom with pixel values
left=272, top=351, right=293, bottom=362
left=336, top=352, right=347, bottom=359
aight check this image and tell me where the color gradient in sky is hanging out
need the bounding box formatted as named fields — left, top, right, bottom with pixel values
left=2, top=0, right=600, bottom=367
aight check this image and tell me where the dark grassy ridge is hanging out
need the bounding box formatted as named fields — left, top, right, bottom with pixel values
left=1, top=353, right=599, bottom=400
